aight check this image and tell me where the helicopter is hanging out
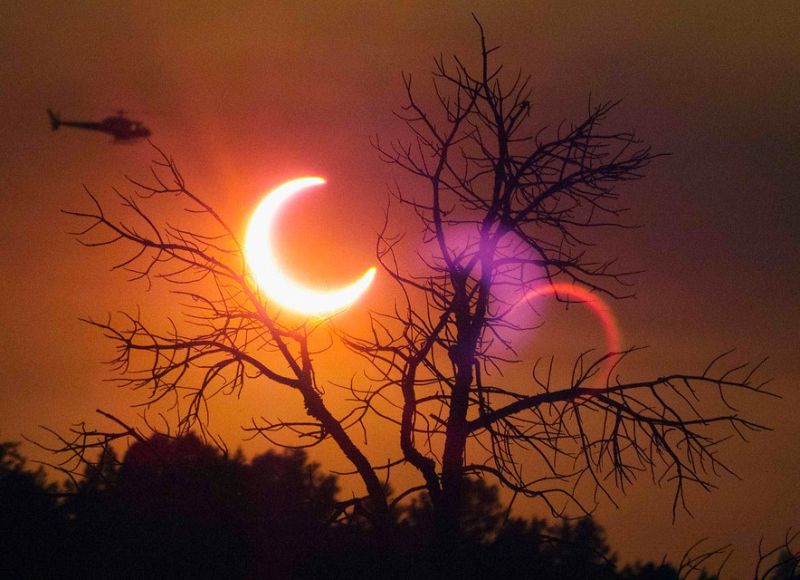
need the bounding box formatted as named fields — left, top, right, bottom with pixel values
left=47, top=109, right=152, bottom=142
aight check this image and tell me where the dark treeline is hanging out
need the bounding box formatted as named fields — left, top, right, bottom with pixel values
left=0, top=435, right=736, bottom=579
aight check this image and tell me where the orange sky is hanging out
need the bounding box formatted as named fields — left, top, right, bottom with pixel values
left=1, top=2, right=798, bottom=574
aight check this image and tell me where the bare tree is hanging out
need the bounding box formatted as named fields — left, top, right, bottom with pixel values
left=671, top=530, right=800, bottom=579
left=341, top=18, right=774, bottom=538
left=59, top=153, right=391, bottom=525
left=54, top=19, right=774, bottom=548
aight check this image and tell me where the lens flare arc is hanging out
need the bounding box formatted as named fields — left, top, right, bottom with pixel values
left=244, top=177, right=376, bottom=316
left=518, top=283, right=621, bottom=384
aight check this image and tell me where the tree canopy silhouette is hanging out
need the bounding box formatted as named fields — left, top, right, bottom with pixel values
left=8, top=433, right=800, bottom=578
left=0, top=440, right=64, bottom=577
left=56, top=434, right=342, bottom=577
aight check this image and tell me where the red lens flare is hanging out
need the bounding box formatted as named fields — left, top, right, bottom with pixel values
left=515, top=282, right=622, bottom=386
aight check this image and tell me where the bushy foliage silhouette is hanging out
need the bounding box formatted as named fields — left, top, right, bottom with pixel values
left=7, top=435, right=800, bottom=577
left=0, top=441, right=64, bottom=577
left=59, top=433, right=340, bottom=578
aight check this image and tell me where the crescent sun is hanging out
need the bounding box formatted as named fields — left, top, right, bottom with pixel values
left=244, top=177, right=376, bottom=316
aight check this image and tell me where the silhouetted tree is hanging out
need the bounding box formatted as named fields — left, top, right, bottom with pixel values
left=57, top=433, right=343, bottom=577
left=340, top=18, right=772, bottom=547
left=52, top=16, right=778, bottom=576
left=404, top=475, right=504, bottom=542
left=770, top=548, right=800, bottom=579
left=0, top=440, right=63, bottom=577
left=395, top=476, right=622, bottom=580
left=758, top=535, right=800, bottom=580
left=8, top=432, right=793, bottom=578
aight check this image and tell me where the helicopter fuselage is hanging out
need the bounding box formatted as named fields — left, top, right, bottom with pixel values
left=48, top=109, right=151, bottom=141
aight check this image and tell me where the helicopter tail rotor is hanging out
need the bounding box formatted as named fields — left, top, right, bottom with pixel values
left=47, top=109, right=61, bottom=131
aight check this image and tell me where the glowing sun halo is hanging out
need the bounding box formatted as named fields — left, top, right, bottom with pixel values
left=245, top=177, right=376, bottom=317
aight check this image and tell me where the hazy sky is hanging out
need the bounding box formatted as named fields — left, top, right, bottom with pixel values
left=1, top=2, right=798, bottom=574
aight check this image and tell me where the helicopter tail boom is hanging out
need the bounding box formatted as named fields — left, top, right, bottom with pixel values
left=47, top=109, right=60, bottom=131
